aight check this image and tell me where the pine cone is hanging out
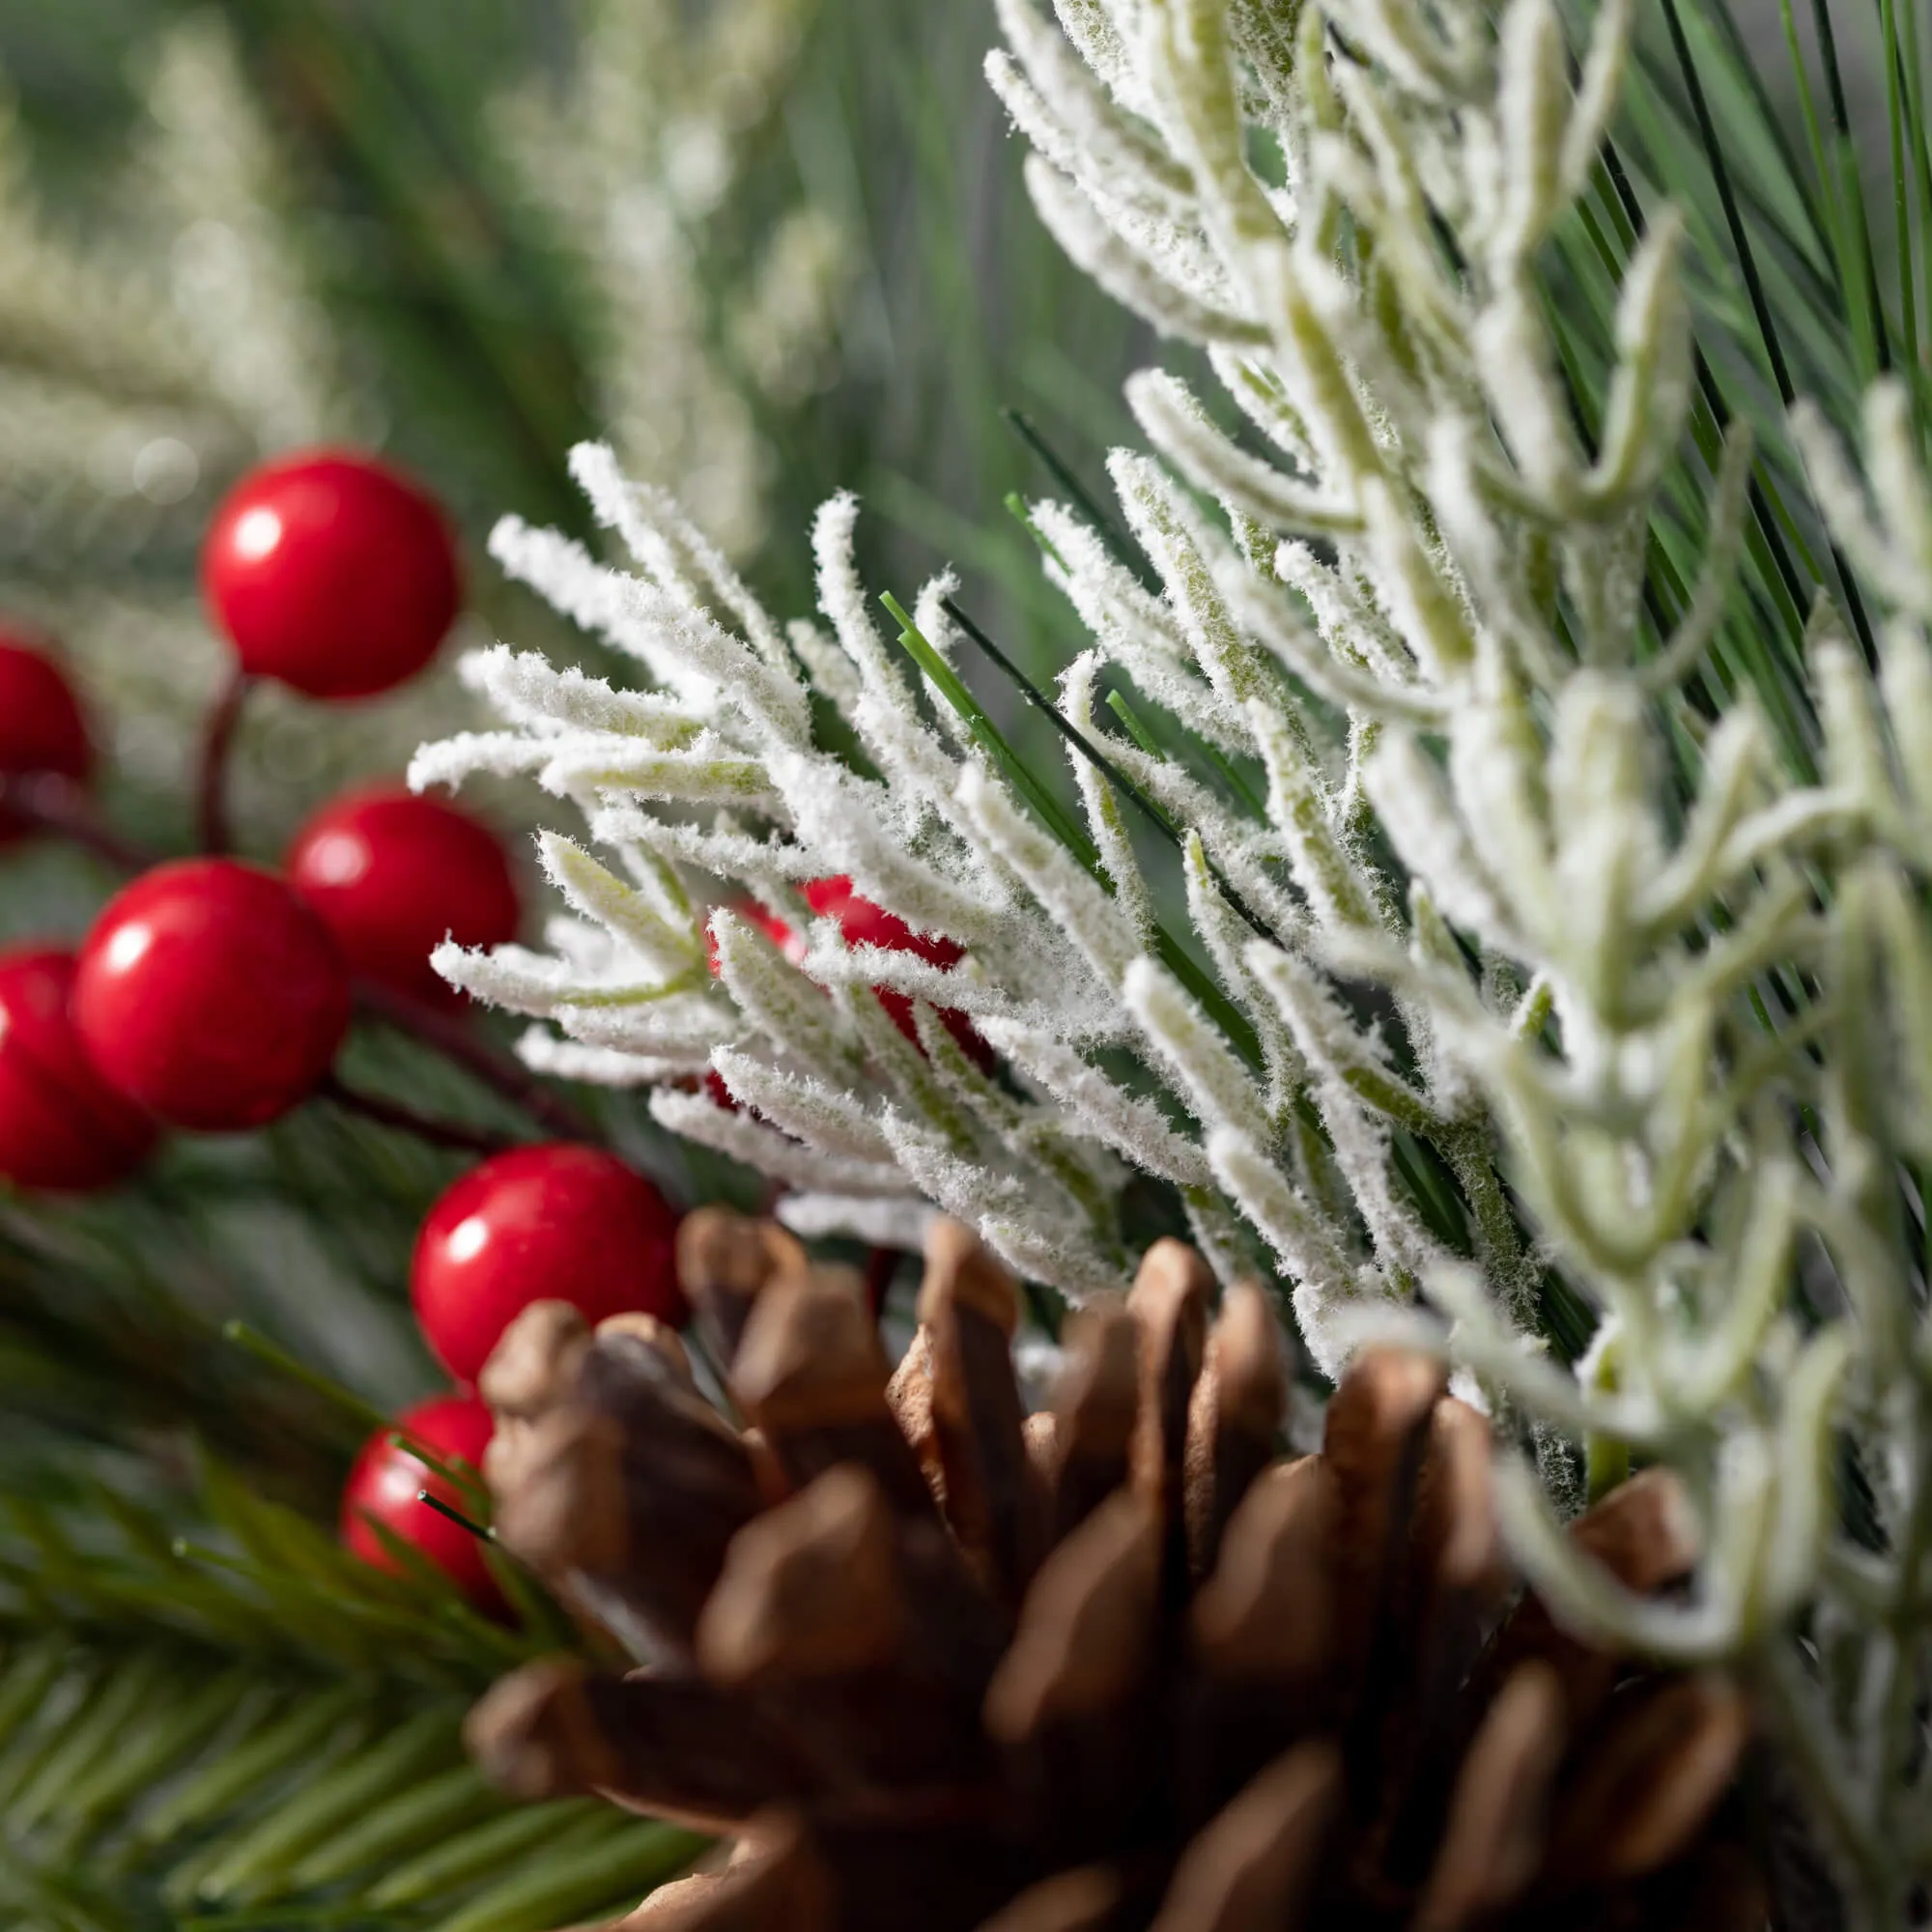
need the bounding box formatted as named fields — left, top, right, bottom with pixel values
left=465, top=1211, right=1762, bottom=1931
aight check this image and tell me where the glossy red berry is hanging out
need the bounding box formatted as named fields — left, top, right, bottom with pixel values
left=0, top=626, right=91, bottom=843
left=0, top=947, right=156, bottom=1191
left=73, top=859, right=352, bottom=1131
left=412, top=1143, right=684, bottom=1386
left=726, top=877, right=989, bottom=1074
left=340, top=1393, right=500, bottom=1609
left=202, top=449, right=462, bottom=699
left=287, top=785, right=520, bottom=1009
left=801, top=876, right=964, bottom=971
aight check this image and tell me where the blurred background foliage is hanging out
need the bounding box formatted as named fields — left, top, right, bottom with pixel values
left=0, top=0, right=1167, bottom=1455
left=0, top=0, right=1151, bottom=865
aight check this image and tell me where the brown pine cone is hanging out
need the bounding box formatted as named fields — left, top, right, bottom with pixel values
left=464, top=1210, right=1763, bottom=1932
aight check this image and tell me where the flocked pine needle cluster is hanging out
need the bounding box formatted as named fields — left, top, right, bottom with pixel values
left=414, top=1, right=1932, bottom=1917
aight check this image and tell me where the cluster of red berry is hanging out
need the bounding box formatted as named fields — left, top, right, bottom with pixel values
left=0, top=445, right=690, bottom=1609
left=368, top=875, right=988, bottom=1606
left=1, top=444, right=997, bottom=1615
left=343, top=1138, right=683, bottom=1610
left=706, top=872, right=992, bottom=1094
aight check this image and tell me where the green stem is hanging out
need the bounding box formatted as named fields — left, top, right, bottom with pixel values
left=1660, top=0, right=1879, bottom=664
left=222, top=1323, right=483, bottom=1503
left=196, top=668, right=250, bottom=857
left=882, top=590, right=1100, bottom=869
left=1881, top=0, right=1920, bottom=410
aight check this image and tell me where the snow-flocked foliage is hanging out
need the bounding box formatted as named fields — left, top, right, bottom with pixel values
left=418, top=4, right=1932, bottom=1910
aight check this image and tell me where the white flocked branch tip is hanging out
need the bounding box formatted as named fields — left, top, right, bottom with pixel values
left=1558, top=0, right=1635, bottom=201
left=1579, top=208, right=1693, bottom=512
left=539, top=832, right=702, bottom=977
left=1123, top=953, right=1271, bottom=1142
left=1206, top=1123, right=1360, bottom=1378
left=1062, top=649, right=1159, bottom=941
left=569, top=440, right=795, bottom=675
left=1860, top=383, right=1932, bottom=612
left=1492, top=1451, right=1744, bottom=1664
left=704, top=1051, right=896, bottom=1164
left=1022, top=156, right=1268, bottom=349
left=1363, top=731, right=1529, bottom=953
left=649, top=1086, right=908, bottom=1197
left=1793, top=388, right=1929, bottom=620
left=457, top=642, right=700, bottom=742
left=955, top=761, right=1141, bottom=995
left=515, top=1029, right=702, bottom=1087
left=407, top=731, right=553, bottom=797
left=1127, top=366, right=1363, bottom=536
left=429, top=937, right=690, bottom=1018
left=1490, top=0, right=1576, bottom=270
left=1421, top=1261, right=1662, bottom=1447
left=709, top=907, right=863, bottom=1087
left=1879, top=625, right=1932, bottom=827
left=986, top=0, right=1191, bottom=207
left=776, top=1190, right=939, bottom=1252
left=1747, top=1324, right=1854, bottom=1633
left=1636, top=427, right=1756, bottom=696
left=487, top=515, right=715, bottom=708
left=978, top=1017, right=1216, bottom=1187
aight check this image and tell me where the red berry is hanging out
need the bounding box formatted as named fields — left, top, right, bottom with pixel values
left=202, top=449, right=462, bottom=699
left=802, top=876, right=965, bottom=972
left=0, top=947, right=156, bottom=1191
left=72, top=859, right=351, bottom=1131
left=340, top=1393, right=500, bottom=1609
left=287, top=784, right=520, bottom=1009
left=412, top=1143, right=683, bottom=1386
left=0, top=626, right=91, bottom=844
left=704, top=881, right=992, bottom=1067
left=790, top=876, right=994, bottom=1070
left=803, top=876, right=986, bottom=1060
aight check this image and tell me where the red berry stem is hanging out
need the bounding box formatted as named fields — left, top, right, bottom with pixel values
left=353, top=979, right=597, bottom=1146
left=1, top=781, right=597, bottom=1147
left=0, top=771, right=153, bottom=873
left=195, top=668, right=251, bottom=855
left=315, top=1069, right=520, bottom=1159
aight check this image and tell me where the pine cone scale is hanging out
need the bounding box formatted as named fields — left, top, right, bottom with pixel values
left=468, top=1217, right=1757, bottom=1930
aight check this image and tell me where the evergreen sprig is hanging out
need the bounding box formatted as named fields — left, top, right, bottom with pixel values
left=0, top=1439, right=698, bottom=1932
left=3, top=0, right=1931, bottom=1924
left=416, top=0, right=1932, bottom=1918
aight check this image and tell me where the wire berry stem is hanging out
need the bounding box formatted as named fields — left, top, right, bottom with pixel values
left=196, top=668, right=252, bottom=855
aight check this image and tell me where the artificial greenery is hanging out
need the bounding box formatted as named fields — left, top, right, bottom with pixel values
left=1, top=0, right=1930, bottom=1925
left=425, top=0, right=1932, bottom=1921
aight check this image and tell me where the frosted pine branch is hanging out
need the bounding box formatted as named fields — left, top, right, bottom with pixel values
left=418, top=6, right=1932, bottom=1908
